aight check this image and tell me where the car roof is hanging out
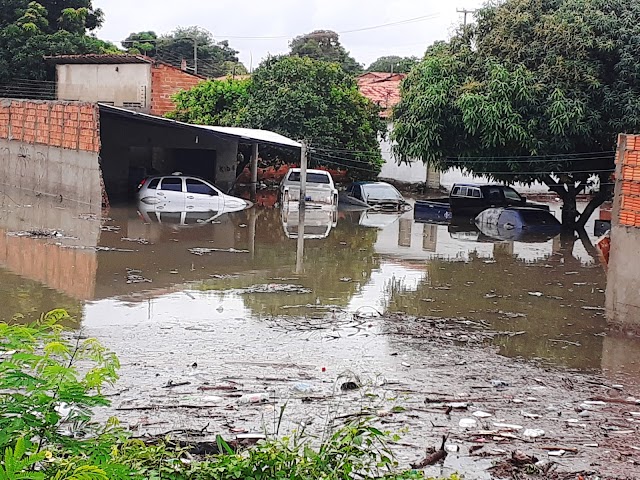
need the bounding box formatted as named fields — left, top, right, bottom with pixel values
left=288, top=168, right=331, bottom=175
left=353, top=181, right=392, bottom=186
left=453, top=183, right=511, bottom=188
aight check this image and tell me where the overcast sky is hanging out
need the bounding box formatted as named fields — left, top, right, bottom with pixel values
left=94, top=0, right=485, bottom=69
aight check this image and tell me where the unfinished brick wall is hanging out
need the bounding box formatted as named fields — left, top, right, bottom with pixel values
left=150, top=62, right=204, bottom=116
left=0, top=99, right=100, bottom=152
left=615, top=134, right=640, bottom=227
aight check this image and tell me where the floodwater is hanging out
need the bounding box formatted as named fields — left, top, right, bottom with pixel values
left=0, top=191, right=633, bottom=375
left=1, top=189, right=639, bottom=477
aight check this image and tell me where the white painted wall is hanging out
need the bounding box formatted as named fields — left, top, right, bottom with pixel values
left=378, top=121, right=440, bottom=186
left=56, top=64, right=151, bottom=109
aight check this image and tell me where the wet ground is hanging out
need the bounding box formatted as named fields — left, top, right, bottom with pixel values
left=1, top=188, right=639, bottom=478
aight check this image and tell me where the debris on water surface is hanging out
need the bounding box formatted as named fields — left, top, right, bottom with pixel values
left=459, top=418, right=477, bottom=428
left=232, top=284, right=312, bottom=295
left=126, top=269, right=152, bottom=284
left=291, top=382, right=317, bottom=394
left=473, top=411, right=492, bottom=418
left=491, top=379, right=510, bottom=388
left=238, top=393, right=270, bottom=404
left=8, top=229, right=71, bottom=239
left=522, top=428, right=545, bottom=438
left=411, top=436, right=448, bottom=468
left=121, top=237, right=150, bottom=245
left=189, top=247, right=249, bottom=255
left=528, top=291, right=543, bottom=297
left=340, top=381, right=359, bottom=391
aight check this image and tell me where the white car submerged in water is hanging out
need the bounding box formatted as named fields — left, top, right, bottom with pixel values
left=279, top=168, right=339, bottom=206
left=137, top=175, right=252, bottom=213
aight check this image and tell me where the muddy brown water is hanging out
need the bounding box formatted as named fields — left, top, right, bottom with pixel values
left=1, top=193, right=639, bottom=478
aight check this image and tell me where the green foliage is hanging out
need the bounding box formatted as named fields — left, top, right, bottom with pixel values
left=367, top=56, right=418, bottom=74
left=0, top=309, right=119, bottom=454
left=289, top=30, right=363, bottom=75
left=0, top=0, right=113, bottom=84
left=393, top=0, right=640, bottom=227
left=123, top=27, right=246, bottom=78
left=169, top=56, right=385, bottom=177
left=168, top=78, right=251, bottom=126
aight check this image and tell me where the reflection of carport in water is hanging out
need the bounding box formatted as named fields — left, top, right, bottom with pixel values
left=98, top=104, right=301, bottom=202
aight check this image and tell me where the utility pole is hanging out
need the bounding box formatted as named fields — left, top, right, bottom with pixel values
left=456, top=8, right=476, bottom=27
left=193, top=37, right=198, bottom=75
left=296, top=140, right=309, bottom=275
left=299, top=140, right=308, bottom=207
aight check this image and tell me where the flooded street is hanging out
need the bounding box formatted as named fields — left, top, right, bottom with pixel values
left=1, top=189, right=639, bottom=478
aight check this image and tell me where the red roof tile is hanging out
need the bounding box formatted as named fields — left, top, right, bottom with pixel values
left=357, top=72, right=406, bottom=118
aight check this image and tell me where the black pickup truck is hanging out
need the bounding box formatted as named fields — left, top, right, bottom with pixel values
left=414, top=183, right=549, bottom=222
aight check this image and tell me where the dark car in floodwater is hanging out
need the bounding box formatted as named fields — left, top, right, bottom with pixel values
left=415, top=183, right=549, bottom=220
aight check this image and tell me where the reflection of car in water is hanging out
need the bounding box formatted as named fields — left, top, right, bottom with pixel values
left=281, top=202, right=338, bottom=239
left=473, top=207, right=562, bottom=243
left=339, top=182, right=410, bottom=211
left=137, top=174, right=252, bottom=212
left=357, top=211, right=403, bottom=229
left=279, top=168, right=338, bottom=206
left=137, top=202, right=251, bottom=227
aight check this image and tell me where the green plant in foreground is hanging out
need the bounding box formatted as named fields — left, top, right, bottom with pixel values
left=1, top=311, right=460, bottom=480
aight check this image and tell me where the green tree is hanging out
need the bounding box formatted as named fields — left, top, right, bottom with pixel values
left=168, top=77, right=250, bottom=126
left=393, top=0, right=640, bottom=229
left=367, top=55, right=418, bottom=74
left=121, top=30, right=157, bottom=55
left=124, top=27, right=246, bottom=78
left=289, top=30, right=362, bottom=75
left=169, top=56, right=384, bottom=176
left=0, top=0, right=112, bottom=84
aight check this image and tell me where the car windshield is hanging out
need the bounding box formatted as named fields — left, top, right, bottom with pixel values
left=362, top=184, right=403, bottom=199
left=288, top=172, right=331, bottom=184
left=503, top=187, right=522, bottom=201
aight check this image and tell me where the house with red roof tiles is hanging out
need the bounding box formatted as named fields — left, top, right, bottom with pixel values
left=357, top=72, right=440, bottom=188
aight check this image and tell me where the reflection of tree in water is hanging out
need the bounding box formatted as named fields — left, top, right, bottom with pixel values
left=200, top=208, right=380, bottom=317
left=0, top=269, right=82, bottom=325
left=385, top=239, right=607, bottom=370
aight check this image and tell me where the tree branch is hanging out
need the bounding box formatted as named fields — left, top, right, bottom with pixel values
left=543, top=175, right=567, bottom=198
left=577, top=187, right=612, bottom=229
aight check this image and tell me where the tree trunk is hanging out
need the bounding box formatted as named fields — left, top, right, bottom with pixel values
left=560, top=193, right=578, bottom=230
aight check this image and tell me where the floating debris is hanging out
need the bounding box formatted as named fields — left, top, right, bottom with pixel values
left=8, top=229, right=74, bottom=239
left=189, top=247, right=249, bottom=255
left=232, top=284, right=312, bottom=295
left=121, top=237, right=150, bottom=245
left=126, top=269, right=152, bottom=284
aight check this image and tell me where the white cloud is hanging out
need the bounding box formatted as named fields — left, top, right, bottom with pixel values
left=94, top=0, right=484, bottom=69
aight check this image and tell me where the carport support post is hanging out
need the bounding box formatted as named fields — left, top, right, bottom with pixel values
left=295, top=140, right=308, bottom=275
left=299, top=140, right=308, bottom=207
left=250, top=142, right=259, bottom=200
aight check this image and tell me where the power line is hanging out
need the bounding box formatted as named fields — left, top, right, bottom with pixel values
left=215, top=13, right=441, bottom=40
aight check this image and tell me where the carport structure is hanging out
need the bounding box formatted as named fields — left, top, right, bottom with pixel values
left=98, top=104, right=301, bottom=202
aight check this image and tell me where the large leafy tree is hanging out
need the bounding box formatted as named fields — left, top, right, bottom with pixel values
left=123, top=27, right=247, bottom=78
left=289, top=30, right=362, bottom=75
left=0, top=0, right=115, bottom=84
left=367, top=55, right=418, bottom=74
left=393, top=0, right=640, bottom=229
left=169, top=56, right=385, bottom=176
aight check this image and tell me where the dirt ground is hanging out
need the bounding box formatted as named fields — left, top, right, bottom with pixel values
left=92, top=310, right=640, bottom=480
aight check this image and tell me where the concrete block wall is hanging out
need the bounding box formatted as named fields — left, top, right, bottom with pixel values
left=606, top=133, right=640, bottom=330
left=150, top=63, right=204, bottom=116
left=0, top=99, right=102, bottom=205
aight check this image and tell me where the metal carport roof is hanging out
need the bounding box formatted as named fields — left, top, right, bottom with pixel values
left=98, top=104, right=301, bottom=149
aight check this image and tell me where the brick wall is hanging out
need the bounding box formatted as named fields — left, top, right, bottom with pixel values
left=0, top=99, right=100, bottom=152
left=150, top=63, right=204, bottom=116
left=615, top=134, right=640, bottom=227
